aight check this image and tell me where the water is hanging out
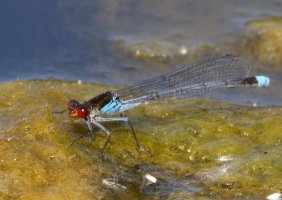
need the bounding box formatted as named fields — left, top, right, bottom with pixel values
left=1, top=0, right=281, bottom=84
left=1, top=1, right=282, bottom=199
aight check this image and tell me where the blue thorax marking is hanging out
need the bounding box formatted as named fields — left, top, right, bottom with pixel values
left=100, top=96, right=124, bottom=114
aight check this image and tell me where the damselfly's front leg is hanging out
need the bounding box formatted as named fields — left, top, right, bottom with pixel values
left=95, top=116, right=128, bottom=122
left=70, top=119, right=94, bottom=146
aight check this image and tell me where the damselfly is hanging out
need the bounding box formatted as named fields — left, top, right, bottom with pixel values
left=67, top=54, right=270, bottom=157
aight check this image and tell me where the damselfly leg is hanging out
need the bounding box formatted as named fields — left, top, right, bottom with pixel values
left=70, top=115, right=141, bottom=157
left=95, top=116, right=140, bottom=151
left=128, top=121, right=140, bottom=150
left=70, top=119, right=94, bottom=147
left=91, top=119, right=112, bottom=158
left=52, top=109, right=67, bottom=114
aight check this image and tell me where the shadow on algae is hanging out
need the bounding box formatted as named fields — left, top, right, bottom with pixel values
left=0, top=79, right=281, bottom=199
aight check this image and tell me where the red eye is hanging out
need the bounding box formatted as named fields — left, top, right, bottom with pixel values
left=77, top=108, right=89, bottom=118
left=67, top=100, right=89, bottom=118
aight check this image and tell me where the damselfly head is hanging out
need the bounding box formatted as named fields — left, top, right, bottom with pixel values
left=68, top=100, right=89, bottom=118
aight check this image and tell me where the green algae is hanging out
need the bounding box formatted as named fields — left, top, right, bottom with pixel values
left=239, top=16, right=282, bottom=67
left=0, top=79, right=281, bottom=199
left=0, top=80, right=109, bottom=199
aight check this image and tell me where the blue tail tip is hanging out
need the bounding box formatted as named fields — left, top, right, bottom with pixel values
left=255, top=76, right=270, bottom=87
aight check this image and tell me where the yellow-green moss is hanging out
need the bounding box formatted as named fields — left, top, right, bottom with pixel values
left=0, top=79, right=281, bottom=199
left=242, top=16, right=282, bottom=66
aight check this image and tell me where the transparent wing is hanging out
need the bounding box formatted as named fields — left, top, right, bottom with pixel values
left=116, top=54, right=250, bottom=104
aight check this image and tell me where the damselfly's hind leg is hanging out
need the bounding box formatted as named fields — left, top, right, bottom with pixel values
left=128, top=121, right=140, bottom=151
left=95, top=116, right=141, bottom=151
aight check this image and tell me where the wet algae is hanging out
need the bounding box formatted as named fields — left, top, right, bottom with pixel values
left=238, top=16, right=282, bottom=68
left=0, top=79, right=281, bottom=199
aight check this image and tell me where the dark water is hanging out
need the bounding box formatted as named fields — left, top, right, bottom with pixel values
left=1, top=0, right=282, bottom=83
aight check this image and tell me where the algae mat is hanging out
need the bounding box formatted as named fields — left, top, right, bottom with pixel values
left=0, top=79, right=281, bottom=199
